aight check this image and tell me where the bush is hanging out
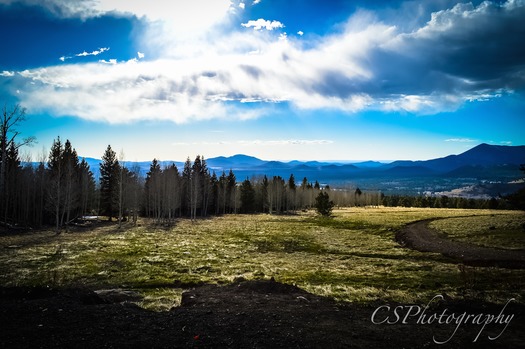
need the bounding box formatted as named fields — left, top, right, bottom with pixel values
left=315, top=191, right=334, bottom=217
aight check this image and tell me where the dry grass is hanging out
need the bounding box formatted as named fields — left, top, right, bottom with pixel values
left=1, top=207, right=523, bottom=310
left=430, top=213, right=525, bottom=249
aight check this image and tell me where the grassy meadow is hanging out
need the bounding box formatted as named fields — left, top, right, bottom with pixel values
left=1, top=207, right=524, bottom=311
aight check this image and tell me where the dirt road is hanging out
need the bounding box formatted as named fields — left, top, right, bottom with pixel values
left=396, top=218, right=525, bottom=269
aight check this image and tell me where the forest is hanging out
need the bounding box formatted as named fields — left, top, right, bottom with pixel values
left=0, top=105, right=519, bottom=231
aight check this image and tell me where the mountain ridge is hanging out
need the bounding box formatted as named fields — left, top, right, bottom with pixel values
left=76, top=144, right=524, bottom=186
left=69, top=143, right=525, bottom=196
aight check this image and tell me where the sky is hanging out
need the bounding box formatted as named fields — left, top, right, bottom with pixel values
left=1, top=0, right=524, bottom=162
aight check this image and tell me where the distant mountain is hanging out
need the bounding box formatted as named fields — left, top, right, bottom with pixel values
left=352, top=161, right=385, bottom=168
left=76, top=144, right=524, bottom=193
left=384, top=143, right=525, bottom=173
left=207, top=154, right=266, bottom=169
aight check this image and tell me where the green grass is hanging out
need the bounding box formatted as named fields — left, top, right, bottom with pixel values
left=430, top=213, right=525, bottom=249
left=1, top=207, right=523, bottom=310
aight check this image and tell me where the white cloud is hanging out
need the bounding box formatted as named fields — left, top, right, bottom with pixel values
left=241, top=19, right=284, bottom=31
left=445, top=138, right=476, bottom=143
left=76, top=47, right=110, bottom=57
left=1, top=0, right=233, bottom=35
left=99, top=59, right=118, bottom=65
left=6, top=0, right=524, bottom=124
left=94, top=0, right=232, bottom=35
left=0, top=70, right=15, bottom=77
left=239, top=2, right=245, bottom=9
left=297, top=31, right=304, bottom=36
left=253, top=0, right=261, bottom=4
left=60, top=47, right=110, bottom=62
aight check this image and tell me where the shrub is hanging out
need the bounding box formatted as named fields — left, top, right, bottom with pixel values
left=315, top=191, right=334, bottom=217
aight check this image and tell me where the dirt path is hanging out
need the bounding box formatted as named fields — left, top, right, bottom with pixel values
left=396, top=218, right=525, bottom=269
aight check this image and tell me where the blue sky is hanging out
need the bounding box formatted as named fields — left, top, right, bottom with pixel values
left=1, top=0, right=524, bottom=161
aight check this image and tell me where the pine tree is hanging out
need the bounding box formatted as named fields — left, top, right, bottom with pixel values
left=287, top=174, right=296, bottom=212
left=227, top=169, right=237, bottom=213
left=218, top=171, right=227, bottom=214
left=78, top=158, right=96, bottom=218
left=240, top=178, right=256, bottom=213
left=190, top=156, right=202, bottom=220
left=47, top=137, right=64, bottom=232
left=99, top=145, right=120, bottom=221
left=182, top=157, right=192, bottom=216
left=3, top=142, right=21, bottom=224
left=261, top=175, right=269, bottom=212
left=144, top=158, right=161, bottom=220
left=209, top=172, right=219, bottom=215
left=315, top=191, right=334, bottom=217
left=62, top=140, right=80, bottom=229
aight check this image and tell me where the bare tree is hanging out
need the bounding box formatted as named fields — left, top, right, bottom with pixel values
left=1, top=104, right=35, bottom=224
left=118, top=149, right=125, bottom=229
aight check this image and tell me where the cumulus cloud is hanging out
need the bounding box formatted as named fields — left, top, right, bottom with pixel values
left=0, top=70, right=15, bottom=77
left=241, top=19, right=284, bottom=31
left=1, top=0, right=233, bottom=33
left=5, top=0, right=525, bottom=124
left=386, top=1, right=525, bottom=92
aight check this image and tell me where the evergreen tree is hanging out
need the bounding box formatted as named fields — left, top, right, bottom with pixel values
left=78, top=158, right=96, bottom=218
left=182, top=157, right=192, bottom=216
left=261, top=175, right=269, bottom=212
left=315, top=191, right=334, bottom=217
left=209, top=172, right=219, bottom=216
left=144, top=158, right=161, bottom=219
left=99, top=145, right=120, bottom=220
left=190, top=156, right=203, bottom=220
left=240, top=178, right=256, bottom=213
left=218, top=171, right=227, bottom=215
left=287, top=174, right=297, bottom=212
left=62, top=140, right=80, bottom=229
left=227, top=169, right=237, bottom=213
left=47, top=137, right=64, bottom=232
left=3, top=142, right=21, bottom=224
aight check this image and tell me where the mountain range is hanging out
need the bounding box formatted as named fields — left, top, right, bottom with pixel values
left=82, top=143, right=525, bottom=195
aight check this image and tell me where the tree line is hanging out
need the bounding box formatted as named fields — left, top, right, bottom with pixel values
left=1, top=104, right=523, bottom=230
left=381, top=194, right=509, bottom=210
